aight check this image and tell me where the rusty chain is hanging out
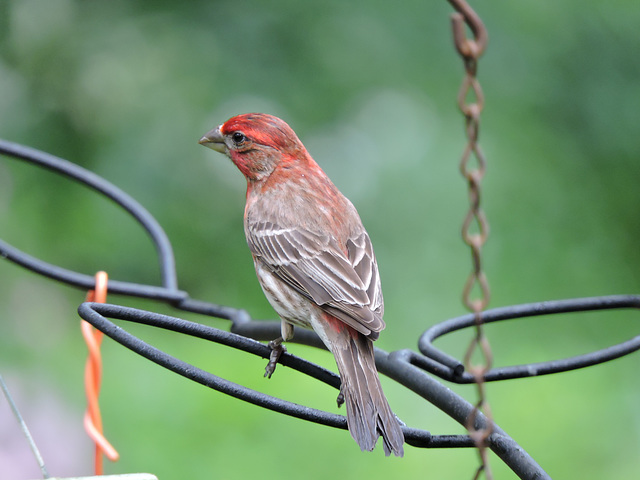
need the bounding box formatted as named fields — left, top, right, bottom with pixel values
left=447, top=1, right=493, bottom=479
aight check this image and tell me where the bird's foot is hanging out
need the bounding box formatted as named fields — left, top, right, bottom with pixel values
left=264, top=338, right=286, bottom=379
left=336, top=386, right=345, bottom=408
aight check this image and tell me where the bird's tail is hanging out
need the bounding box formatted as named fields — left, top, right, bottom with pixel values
left=325, top=323, right=405, bottom=457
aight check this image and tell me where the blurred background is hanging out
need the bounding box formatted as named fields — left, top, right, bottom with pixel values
left=1, top=0, right=639, bottom=478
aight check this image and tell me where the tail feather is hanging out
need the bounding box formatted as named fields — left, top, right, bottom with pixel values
left=333, top=332, right=405, bottom=457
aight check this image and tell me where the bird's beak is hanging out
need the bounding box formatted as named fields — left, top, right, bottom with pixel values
left=199, top=126, right=226, bottom=153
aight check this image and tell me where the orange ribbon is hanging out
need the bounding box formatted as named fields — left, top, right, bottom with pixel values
left=82, top=271, right=119, bottom=474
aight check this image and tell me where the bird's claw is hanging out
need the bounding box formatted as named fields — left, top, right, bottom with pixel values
left=264, top=339, right=286, bottom=378
left=336, top=386, right=345, bottom=408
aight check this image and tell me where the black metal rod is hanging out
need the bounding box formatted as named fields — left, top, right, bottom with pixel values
left=0, top=238, right=185, bottom=300
left=385, top=350, right=550, bottom=480
left=417, top=295, right=640, bottom=382
left=77, top=301, right=550, bottom=479
left=0, top=139, right=178, bottom=293
left=78, top=302, right=346, bottom=426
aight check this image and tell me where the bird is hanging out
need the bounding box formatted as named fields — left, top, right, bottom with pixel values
left=199, top=113, right=404, bottom=457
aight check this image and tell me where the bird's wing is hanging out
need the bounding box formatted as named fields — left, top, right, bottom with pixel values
left=247, top=220, right=384, bottom=337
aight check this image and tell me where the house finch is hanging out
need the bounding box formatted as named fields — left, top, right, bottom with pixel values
left=199, top=113, right=404, bottom=456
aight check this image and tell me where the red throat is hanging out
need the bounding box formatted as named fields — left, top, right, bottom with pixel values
left=228, top=150, right=254, bottom=179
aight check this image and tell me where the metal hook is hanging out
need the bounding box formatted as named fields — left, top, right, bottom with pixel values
left=448, top=0, right=488, bottom=59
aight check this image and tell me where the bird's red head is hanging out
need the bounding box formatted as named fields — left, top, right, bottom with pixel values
left=199, top=113, right=310, bottom=181
left=221, top=113, right=303, bottom=152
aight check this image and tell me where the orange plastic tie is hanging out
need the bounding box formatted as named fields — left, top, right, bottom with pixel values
left=82, top=271, right=119, bottom=475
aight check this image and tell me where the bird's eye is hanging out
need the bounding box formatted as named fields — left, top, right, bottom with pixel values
left=231, top=132, right=246, bottom=146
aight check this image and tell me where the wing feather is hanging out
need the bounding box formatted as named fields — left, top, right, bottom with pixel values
left=247, top=220, right=384, bottom=337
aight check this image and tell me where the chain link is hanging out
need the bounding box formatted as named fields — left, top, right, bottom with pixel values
left=447, top=1, right=493, bottom=478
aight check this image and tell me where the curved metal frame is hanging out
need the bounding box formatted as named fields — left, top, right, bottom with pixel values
left=3, top=140, right=639, bottom=480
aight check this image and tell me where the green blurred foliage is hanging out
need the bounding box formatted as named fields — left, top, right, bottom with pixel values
left=1, top=0, right=639, bottom=478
